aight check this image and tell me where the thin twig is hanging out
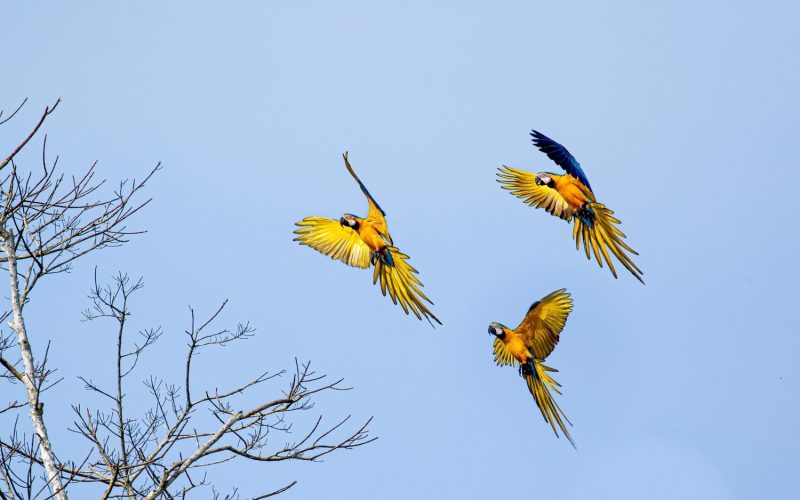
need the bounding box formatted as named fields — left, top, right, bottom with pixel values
left=0, top=99, right=60, bottom=173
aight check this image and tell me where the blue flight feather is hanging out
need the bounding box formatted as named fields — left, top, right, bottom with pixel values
left=343, top=152, right=387, bottom=216
left=530, top=130, right=592, bottom=191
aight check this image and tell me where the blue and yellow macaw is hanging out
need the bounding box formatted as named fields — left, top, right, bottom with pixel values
left=498, top=130, right=644, bottom=283
left=488, top=289, right=575, bottom=447
left=294, top=152, right=441, bottom=326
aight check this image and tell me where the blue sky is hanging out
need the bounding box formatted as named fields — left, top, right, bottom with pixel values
left=1, top=1, right=799, bottom=498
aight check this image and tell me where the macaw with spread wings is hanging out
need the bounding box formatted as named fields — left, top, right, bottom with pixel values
left=498, top=130, right=644, bottom=283
left=488, top=289, right=575, bottom=447
left=294, top=152, right=441, bottom=326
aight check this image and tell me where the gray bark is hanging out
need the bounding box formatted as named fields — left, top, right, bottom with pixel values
left=1, top=228, right=68, bottom=500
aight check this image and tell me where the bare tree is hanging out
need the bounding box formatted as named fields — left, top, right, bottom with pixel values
left=0, top=100, right=374, bottom=499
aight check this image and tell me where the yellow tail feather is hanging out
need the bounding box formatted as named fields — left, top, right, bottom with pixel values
left=524, top=360, right=576, bottom=448
left=572, top=202, right=644, bottom=284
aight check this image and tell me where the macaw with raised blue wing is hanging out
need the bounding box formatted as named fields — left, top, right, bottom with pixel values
left=294, top=152, right=441, bottom=326
left=488, top=289, right=576, bottom=447
left=498, top=130, right=644, bottom=283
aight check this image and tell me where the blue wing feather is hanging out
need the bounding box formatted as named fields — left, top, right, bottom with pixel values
left=343, top=152, right=386, bottom=216
left=530, top=130, right=592, bottom=191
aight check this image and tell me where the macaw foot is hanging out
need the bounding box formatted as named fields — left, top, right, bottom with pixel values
left=371, top=248, right=394, bottom=267
left=576, top=202, right=596, bottom=228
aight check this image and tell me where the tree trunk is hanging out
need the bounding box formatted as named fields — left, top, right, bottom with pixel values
left=2, top=229, right=68, bottom=500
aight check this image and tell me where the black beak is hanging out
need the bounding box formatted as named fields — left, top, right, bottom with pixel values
left=339, top=217, right=347, bottom=226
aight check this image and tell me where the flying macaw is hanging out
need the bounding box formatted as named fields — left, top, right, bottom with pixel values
left=498, top=130, right=644, bottom=283
left=294, top=152, right=441, bottom=326
left=488, top=289, right=575, bottom=447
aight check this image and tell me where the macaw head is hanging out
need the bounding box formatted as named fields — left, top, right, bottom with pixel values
left=487, top=322, right=506, bottom=338
left=340, top=214, right=360, bottom=230
left=535, top=173, right=554, bottom=188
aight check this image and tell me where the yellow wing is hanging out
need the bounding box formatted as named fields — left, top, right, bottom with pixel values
left=573, top=203, right=644, bottom=284
left=343, top=152, right=391, bottom=242
left=294, top=217, right=371, bottom=269
left=492, top=337, right=519, bottom=367
left=497, top=166, right=573, bottom=221
left=516, top=289, right=573, bottom=361
left=372, top=247, right=441, bottom=325
left=524, top=360, right=575, bottom=448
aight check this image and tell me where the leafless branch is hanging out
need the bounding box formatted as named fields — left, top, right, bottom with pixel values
left=0, top=99, right=156, bottom=500
left=0, top=100, right=372, bottom=498
left=0, top=356, right=23, bottom=383
left=0, top=99, right=58, bottom=173
left=70, top=277, right=373, bottom=499
left=250, top=481, right=298, bottom=499
left=0, top=99, right=28, bottom=127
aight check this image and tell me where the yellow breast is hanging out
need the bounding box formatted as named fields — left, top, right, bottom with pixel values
left=504, top=334, right=531, bottom=364
left=357, top=222, right=386, bottom=252
left=554, top=176, right=591, bottom=211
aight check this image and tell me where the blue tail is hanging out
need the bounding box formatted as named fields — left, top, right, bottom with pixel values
left=381, top=248, right=395, bottom=266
